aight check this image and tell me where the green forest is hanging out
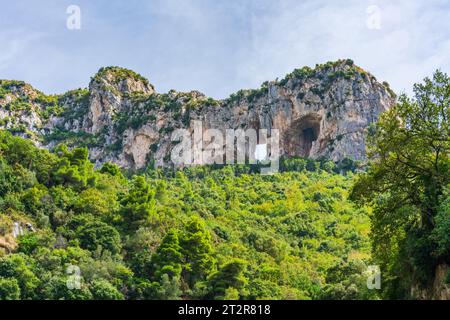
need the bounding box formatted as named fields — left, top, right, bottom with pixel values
left=0, top=70, right=448, bottom=300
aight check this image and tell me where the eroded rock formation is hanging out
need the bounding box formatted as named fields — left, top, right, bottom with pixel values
left=0, top=60, right=396, bottom=169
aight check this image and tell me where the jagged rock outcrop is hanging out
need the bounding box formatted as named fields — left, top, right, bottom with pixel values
left=411, top=264, right=450, bottom=300
left=87, top=67, right=155, bottom=134
left=0, top=60, right=396, bottom=169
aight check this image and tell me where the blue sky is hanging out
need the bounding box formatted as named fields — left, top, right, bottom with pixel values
left=0, top=0, right=449, bottom=98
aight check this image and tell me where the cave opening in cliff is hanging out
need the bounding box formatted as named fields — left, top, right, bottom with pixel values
left=285, top=114, right=321, bottom=158
left=301, top=127, right=317, bottom=156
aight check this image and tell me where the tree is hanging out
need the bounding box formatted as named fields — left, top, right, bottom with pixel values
left=320, top=259, right=377, bottom=300
left=0, top=278, right=20, bottom=300
left=179, top=217, right=215, bottom=286
left=207, top=259, right=248, bottom=299
left=430, top=188, right=450, bottom=257
left=155, top=274, right=182, bottom=300
left=100, top=162, right=124, bottom=178
left=74, top=187, right=118, bottom=217
left=351, top=70, right=450, bottom=297
left=0, top=130, right=57, bottom=185
left=336, top=157, right=357, bottom=174
left=40, top=276, right=93, bottom=300
left=151, top=229, right=183, bottom=280
left=321, top=160, right=336, bottom=173
left=90, top=279, right=124, bottom=300
left=78, top=220, right=122, bottom=255
left=280, top=156, right=307, bottom=172
left=64, top=214, right=122, bottom=255
left=0, top=254, right=40, bottom=299
left=17, top=230, right=55, bottom=255
left=124, top=227, right=160, bottom=277
left=52, top=145, right=96, bottom=189
left=120, top=176, right=156, bottom=231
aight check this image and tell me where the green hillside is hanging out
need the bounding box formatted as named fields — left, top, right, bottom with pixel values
left=0, top=70, right=448, bottom=300
left=0, top=130, right=374, bottom=300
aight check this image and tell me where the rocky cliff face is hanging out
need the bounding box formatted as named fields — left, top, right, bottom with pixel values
left=0, top=60, right=396, bottom=169
left=411, top=264, right=450, bottom=300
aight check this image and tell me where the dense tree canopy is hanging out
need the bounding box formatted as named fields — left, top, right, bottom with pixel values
left=351, top=70, right=450, bottom=298
left=0, top=129, right=372, bottom=300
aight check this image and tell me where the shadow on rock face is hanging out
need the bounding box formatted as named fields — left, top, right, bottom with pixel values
left=284, top=113, right=321, bottom=157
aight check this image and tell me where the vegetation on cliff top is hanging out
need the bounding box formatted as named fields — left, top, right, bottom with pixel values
left=91, top=66, right=152, bottom=88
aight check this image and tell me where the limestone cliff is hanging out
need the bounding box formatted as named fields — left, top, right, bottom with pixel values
left=0, top=60, right=396, bottom=169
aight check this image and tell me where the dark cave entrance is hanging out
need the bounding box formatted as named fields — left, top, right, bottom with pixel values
left=300, top=127, right=317, bottom=157
left=284, top=114, right=321, bottom=157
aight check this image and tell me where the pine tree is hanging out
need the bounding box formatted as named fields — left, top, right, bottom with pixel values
left=180, top=217, right=215, bottom=286
left=120, top=176, right=156, bottom=231
left=152, top=229, right=183, bottom=280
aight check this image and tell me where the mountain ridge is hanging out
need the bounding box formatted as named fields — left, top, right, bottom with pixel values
left=0, top=59, right=396, bottom=169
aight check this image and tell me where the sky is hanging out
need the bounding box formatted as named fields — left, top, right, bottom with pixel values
left=0, top=0, right=449, bottom=98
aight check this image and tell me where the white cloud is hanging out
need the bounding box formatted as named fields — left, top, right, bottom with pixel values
left=0, top=0, right=448, bottom=98
left=234, top=0, right=450, bottom=96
